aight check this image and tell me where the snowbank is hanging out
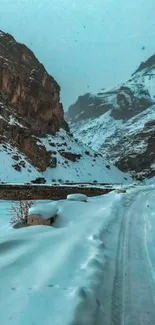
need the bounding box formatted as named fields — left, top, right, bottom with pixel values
left=0, top=192, right=123, bottom=325
left=67, top=193, right=88, bottom=202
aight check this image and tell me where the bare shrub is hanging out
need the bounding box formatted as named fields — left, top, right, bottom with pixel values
left=31, top=177, right=46, bottom=184
left=9, top=200, right=34, bottom=225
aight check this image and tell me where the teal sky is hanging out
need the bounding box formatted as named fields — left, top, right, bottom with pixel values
left=0, top=0, right=155, bottom=109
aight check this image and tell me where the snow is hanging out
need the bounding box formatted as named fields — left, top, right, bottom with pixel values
left=69, top=63, right=155, bottom=174
left=67, top=193, right=88, bottom=202
left=0, top=191, right=125, bottom=325
left=71, top=105, right=154, bottom=156
left=126, top=68, right=155, bottom=102
left=40, top=129, right=132, bottom=184
left=71, top=110, right=123, bottom=152
left=0, top=143, right=42, bottom=183
left=143, top=73, right=155, bottom=100
left=1, top=185, right=155, bottom=324
left=70, top=102, right=155, bottom=168
left=144, top=176, right=155, bottom=185
left=0, top=128, right=132, bottom=185
left=29, top=203, right=58, bottom=220
left=9, top=116, right=26, bottom=128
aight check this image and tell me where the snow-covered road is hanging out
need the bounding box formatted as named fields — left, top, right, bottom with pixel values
left=103, top=188, right=155, bottom=325
left=1, top=187, right=155, bottom=325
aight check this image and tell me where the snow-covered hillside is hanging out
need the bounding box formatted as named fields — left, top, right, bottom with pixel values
left=67, top=55, right=155, bottom=180
left=0, top=128, right=131, bottom=184
left=40, top=129, right=131, bottom=184
left=1, top=185, right=155, bottom=324
left=0, top=143, right=42, bottom=183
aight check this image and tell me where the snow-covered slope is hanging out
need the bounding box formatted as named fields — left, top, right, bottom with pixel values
left=0, top=128, right=131, bottom=184
left=39, top=129, right=131, bottom=184
left=67, top=55, right=155, bottom=180
left=0, top=143, right=42, bottom=183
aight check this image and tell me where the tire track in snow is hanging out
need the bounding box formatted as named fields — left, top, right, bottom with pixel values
left=110, top=196, right=131, bottom=325
left=110, top=216, right=125, bottom=325
left=144, top=206, right=155, bottom=302
left=126, top=192, right=155, bottom=325
left=110, top=192, right=155, bottom=325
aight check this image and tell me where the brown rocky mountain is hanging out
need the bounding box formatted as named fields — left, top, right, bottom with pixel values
left=0, top=31, right=130, bottom=184
left=0, top=31, right=68, bottom=134
left=0, top=30, right=68, bottom=172
left=67, top=55, right=155, bottom=181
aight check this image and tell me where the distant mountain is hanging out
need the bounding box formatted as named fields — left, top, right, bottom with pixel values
left=66, top=54, right=155, bottom=180
left=0, top=30, right=130, bottom=184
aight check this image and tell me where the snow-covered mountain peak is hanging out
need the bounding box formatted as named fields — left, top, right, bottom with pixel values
left=67, top=54, right=155, bottom=181
left=134, top=54, right=155, bottom=75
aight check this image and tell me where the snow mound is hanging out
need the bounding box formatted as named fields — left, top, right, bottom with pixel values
left=67, top=193, right=88, bottom=202
left=29, top=203, right=58, bottom=220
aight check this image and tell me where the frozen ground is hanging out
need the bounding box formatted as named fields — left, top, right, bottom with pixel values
left=0, top=186, right=155, bottom=324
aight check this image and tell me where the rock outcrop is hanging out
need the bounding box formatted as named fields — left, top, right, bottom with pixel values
left=0, top=30, right=68, bottom=171
left=0, top=31, right=68, bottom=134
left=66, top=93, right=112, bottom=122
left=66, top=85, right=153, bottom=124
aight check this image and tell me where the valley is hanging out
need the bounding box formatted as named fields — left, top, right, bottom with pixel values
left=0, top=21, right=155, bottom=325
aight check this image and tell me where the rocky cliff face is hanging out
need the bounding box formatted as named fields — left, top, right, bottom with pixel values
left=0, top=30, right=68, bottom=171
left=0, top=31, right=68, bottom=135
left=66, top=93, right=111, bottom=122
left=67, top=54, right=155, bottom=180
left=66, top=82, right=153, bottom=124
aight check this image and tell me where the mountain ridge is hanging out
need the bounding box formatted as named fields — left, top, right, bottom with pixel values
left=67, top=54, right=155, bottom=180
